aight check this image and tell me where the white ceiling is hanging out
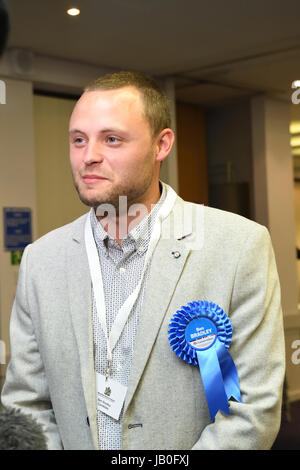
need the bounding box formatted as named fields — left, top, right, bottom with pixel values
left=5, top=0, right=300, bottom=107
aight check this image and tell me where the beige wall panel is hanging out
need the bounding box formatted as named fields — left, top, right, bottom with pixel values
left=33, top=94, right=87, bottom=239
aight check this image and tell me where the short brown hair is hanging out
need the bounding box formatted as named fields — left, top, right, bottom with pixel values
left=84, top=71, right=172, bottom=137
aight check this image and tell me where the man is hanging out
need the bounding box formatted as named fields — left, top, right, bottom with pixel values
left=1, top=71, right=285, bottom=450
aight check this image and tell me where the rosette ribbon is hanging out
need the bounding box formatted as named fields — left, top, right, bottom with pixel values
left=168, top=300, right=241, bottom=420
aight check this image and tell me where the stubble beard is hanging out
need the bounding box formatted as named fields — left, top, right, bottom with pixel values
left=72, top=164, right=155, bottom=216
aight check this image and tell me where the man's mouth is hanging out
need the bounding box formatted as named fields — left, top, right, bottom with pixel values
left=82, top=175, right=108, bottom=184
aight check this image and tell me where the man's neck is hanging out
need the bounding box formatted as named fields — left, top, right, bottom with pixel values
left=97, top=183, right=162, bottom=246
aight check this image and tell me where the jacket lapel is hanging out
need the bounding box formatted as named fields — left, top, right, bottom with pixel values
left=124, top=199, right=193, bottom=413
left=66, top=214, right=98, bottom=449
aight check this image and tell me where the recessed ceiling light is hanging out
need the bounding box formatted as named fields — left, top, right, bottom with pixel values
left=67, top=7, right=80, bottom=16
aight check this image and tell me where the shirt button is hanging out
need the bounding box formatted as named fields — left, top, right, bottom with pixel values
left=120, top=267, right=126, bottom=274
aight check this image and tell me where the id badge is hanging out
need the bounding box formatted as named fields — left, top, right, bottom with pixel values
left=96, top=373, right=128, bottom=421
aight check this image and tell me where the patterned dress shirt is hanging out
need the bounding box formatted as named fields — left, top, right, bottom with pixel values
left=90, top=182, right=166, bottom=449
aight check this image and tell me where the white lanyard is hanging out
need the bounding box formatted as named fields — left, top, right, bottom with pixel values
left=84, top=185, right=177, bottom=378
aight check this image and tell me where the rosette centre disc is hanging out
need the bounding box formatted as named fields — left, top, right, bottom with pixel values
left=185, top=318, right=217, bottom=351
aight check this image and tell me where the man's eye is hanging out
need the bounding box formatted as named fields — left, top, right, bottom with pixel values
left=107, top=136, right=119, bottom=144
left=73, top=137, right=85, bottom=145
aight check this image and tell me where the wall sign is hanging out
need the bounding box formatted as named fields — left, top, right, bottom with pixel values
left=3, top=207, right=32, bottom=251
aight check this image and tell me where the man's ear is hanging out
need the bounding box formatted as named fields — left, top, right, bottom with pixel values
left=155, top=128, right=175, bottom=163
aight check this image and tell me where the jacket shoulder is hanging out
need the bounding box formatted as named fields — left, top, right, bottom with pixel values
left=28, top=212, right=88, bottom=251
left=203, top=204, right=264, bottom=231
left=177, top=197, right=268, bottom=243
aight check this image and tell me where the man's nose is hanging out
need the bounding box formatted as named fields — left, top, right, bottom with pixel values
left=83, top=141, right=104, bottom=165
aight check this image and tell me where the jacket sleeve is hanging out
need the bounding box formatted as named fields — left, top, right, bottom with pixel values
left=192, top=225, right=285, bottom=450
left=1, top=245, right=63, bottom=450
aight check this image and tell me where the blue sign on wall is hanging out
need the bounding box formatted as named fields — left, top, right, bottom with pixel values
left=3, top=208, right=32, bottom=251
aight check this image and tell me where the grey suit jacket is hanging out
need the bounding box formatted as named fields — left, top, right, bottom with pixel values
left=1, top=193, right=285, bottom=450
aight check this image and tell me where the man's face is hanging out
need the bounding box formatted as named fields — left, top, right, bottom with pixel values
left=69, top=86, right=159, bottom=210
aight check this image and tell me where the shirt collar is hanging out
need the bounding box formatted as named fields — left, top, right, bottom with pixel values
left=90, top=181, right=167, bottom=256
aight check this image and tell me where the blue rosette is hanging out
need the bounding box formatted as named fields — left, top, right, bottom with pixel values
left=168, top=300, right=241, bottom=420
